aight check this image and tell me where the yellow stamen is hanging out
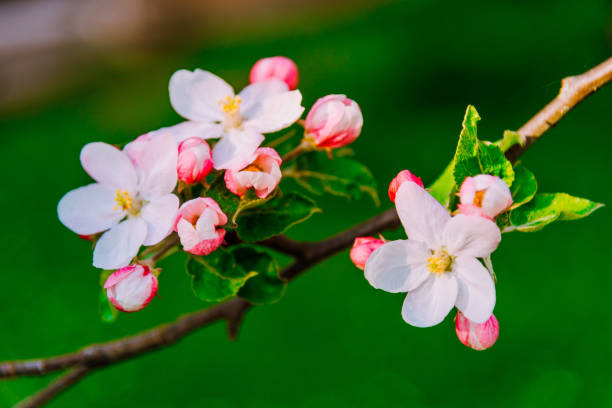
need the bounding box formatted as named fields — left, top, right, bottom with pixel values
left=219, top=95, right=242, bottom=128
left=242, top=164, right=264, bottom=172
left=473, top=190, right=486, bottom=208
left=113, top=189, right=133, bottom=211
left=427, top=249, right=453, bottom=276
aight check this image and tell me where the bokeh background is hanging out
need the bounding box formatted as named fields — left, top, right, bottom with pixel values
left=1, top=0, right=612, bottom=406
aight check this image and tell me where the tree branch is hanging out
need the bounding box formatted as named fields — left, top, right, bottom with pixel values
left=6, top=55, right=612, bottom=407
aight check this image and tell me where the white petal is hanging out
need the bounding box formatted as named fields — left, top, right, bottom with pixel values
left=454, top=256, right=496, bottom=324
left=395, top=181, right=450, bottom=249
left=140, top=194, right=179, bottom=246
left=364, top=240, right=430, bottom=293
left=243, top=90, right=304, bottom=133
left=442, top=214, right=501, bottom=258
left=58, top=183, right=124, bottom=235
left=80, top=143, right=137, bottom=190
left=238, top=79, right=289, bottom=118
left=401, top=274, right=458, bottom=328
left=93, top=218, right=147, bottom=269
left=148, top=121, right=224, bottom=143
left=169, top=69, right=233, bottom=122
left=132, top=133, right=178, bottom=199
left=212, top=129, right=264, bottom=170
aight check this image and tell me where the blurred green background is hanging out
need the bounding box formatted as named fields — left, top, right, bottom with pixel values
left=1, top=0, right=612, bottom=406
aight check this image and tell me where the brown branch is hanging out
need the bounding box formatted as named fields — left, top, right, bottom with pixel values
left=14, top=366, right=90, bottom=408
left=5, top=55, right=612, bottom=407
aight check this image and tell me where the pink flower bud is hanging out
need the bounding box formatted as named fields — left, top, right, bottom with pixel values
left=225, top=147, right=282, bottom=199
left=249, top=56, right=299, bottom=90
left=304, top=94, right=363, bottom=149
left=104, top=264, right=158, bottom=313
left=458, top=175, right=513, bottom=219
left=350, top=237, right=385, bottom=270
left=174, top=197, right=227, bottom=256
left=388, top=170, right=424, bottom=202
left=455, top=311, right=499, bottom=350
left=177, top=137, right=213, bottom=184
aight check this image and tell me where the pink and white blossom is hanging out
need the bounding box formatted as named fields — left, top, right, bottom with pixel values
left=174, top=198, right=227, bottom=256
left=58, top=134, right=179, bottom=270
left=224, top=147, right=282, bottom=199
left=304, top=94, right=363, bottom=149
left=177, top=137, right=214, bottom=184
left=249, top=56, right=299, bottom=90
left=169, top=69, right=304, bottom=170
left=458, top=175, right=512, bottom=219
left=364, top=182, right=501, bottom=327
left=455, top=310, right=499, bottom=350
left=350, top=237, right=385, bottom=270
left=104, top=264, right=158, bottom=312
left=388, top=170, right=424, bottom=202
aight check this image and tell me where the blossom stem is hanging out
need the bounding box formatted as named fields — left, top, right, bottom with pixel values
left=281, top=141, right=312, bottom=164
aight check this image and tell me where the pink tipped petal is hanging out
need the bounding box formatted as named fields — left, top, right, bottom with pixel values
left=57, top=183, right=124, bottom=235
left=455, top=311, right=499, bottom=350
left=140, top=194, right=180, bottom=246
left=364, top=240, right=430, bottom=293
left=105, top=264, right=158, bottom=312
left=175, top=198, right=227, bottom=255
left=350, top=237, right=385, bottom=270
left=212, top=129, right=264, bottom=170
left=401, top=274, right=458, bottom=328
left=457, top=204, right=490, bottom=220
left=243, top=90, right=304, bottom=133
left=249, top=56, right=299, bottom=90
left=224, top=169, right=247, bottom=196
left=130, top=133, right=178, bottom=199
left=442, top=214, right=501, bottom=258
left=93, top=218, right=147, bottom=270
left=238, top=79, right=289, bottom=118
left=224, top=147, right=282, bottom=198
left=80, top=142, right=137, bottom=190
left=169, top=69, right=233, bottom=122
left=459, top=175, right=512, bottom=219
left=177, top=137, right=213, bottom=184
left=304, top=94, right=363, bottom=148
left=454, top=256, right=496, bottom=324
left=388, top=170, right=424, bottom=202
left=185, top=229, right=226, bottom=256
left=395, top=182, right=450, bottom=249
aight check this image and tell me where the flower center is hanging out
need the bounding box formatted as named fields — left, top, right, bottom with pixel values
left=219, top=95, right=242, bottom=128
left=427, top=249, right=454, bottom=275
left=113, top=189, right=142, bottom=216
left=473, top=190, right=486, bottom=207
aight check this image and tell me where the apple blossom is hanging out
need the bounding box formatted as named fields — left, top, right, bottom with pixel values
left=388, top=170, right=424, bottom=202
left=455, top=310, right=499, bottom=350
left=174, top=197, right=227, bottom=256
left=304, top=94, right=363, bottom=149
left=169, top=69, right=304, bottom=170
left=57, top=133, right=179, bottom=270
left=104, top=264, right=159, bottom=312
left=224, top=147, right=282, bottom=199
left=249, top=56, right=299, bottom=90
left=350, top=237, right=385, bottom=270
left=364, top=182, right=501, bottom=327
left=177, top=137, right=214, bottom=184
left=458, top=175, right=512, bottom=219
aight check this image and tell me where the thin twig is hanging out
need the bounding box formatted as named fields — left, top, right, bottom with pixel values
left=5, top=56, right=612, bottom=407
left=14, top=365, right=90, bottom=408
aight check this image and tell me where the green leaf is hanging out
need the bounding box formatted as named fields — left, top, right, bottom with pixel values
left=231, top=246, right=287, bottom=304
left=98, top=289, right=117, bottom=323
left=453, top=105, right=514, bottom=188
left=284, top=151, right=379, bottom=205
left=496, top=130, right=525, bottom=153
left=510, top=162, right=537, bottom=208
left=186, top=250, right=254, bottom=302
left=508, top=193, right=604, bottom=232
left=428, top=162, right=456, bottom=207
left=236, top=192, right=321, bottom=242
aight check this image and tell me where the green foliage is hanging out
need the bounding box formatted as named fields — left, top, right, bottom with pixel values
left=510, top=163, right=537, bottom=209
left=236, top=192, right=321, bottom=242
left=496, top=130, right=525, bottom=153
left=231, top=245, right=287, bottom=304
left=428, top=162, right=456, bottom=207
left=453, top=105, right=514, bottom=188
left=186, top=250, right=255, bottom=303
left=508, top=193, right=603, bottom=232
left=98, top=270, right=117, bottom=323
left=284, top=151, right=379, bottom=205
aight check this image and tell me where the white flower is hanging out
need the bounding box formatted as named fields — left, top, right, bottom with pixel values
left=168, top=69, right=304, bottom=170
left=58, top=134, right=179, bottom=270
left=364, top=182, right=501, bottom=327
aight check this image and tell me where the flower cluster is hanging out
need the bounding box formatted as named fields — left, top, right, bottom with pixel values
left=351, top=169, right=512, bottom=350
left=58, top=56, right=364, bottom=313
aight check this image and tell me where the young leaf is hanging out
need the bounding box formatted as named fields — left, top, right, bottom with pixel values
left=496, top=130, right=525, bottom=153
left=231, top=245, right=287, bottom=304
left=206, top=175, right=275, bottom=225
left=453, top=105, right=514, bottom=188
left=428, top=162, right=456, bottom=207
left=510, top=163, right=537, bottom=209
left=508, top=193, right=603, bottom=232
left=186, top=251, right=254, bottom=302
left=284, top=151, right=379, bottom=205
left=236, top=192, right=321, bottom=242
